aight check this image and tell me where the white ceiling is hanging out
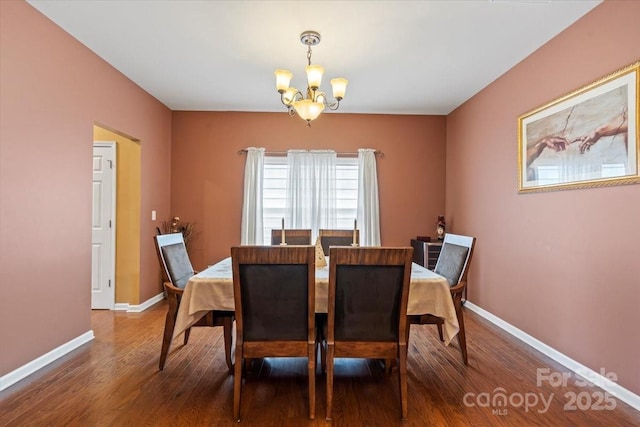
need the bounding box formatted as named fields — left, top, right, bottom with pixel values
left=27, top=0, right=601, bottom=115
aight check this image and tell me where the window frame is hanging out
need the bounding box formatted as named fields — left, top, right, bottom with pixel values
left=262, top=155, right=359, bottom=244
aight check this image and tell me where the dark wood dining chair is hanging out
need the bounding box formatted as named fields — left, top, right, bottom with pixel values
left=324, top=246, right=413, bottom=421
left=154, top=233, right=234, bottom=371
left=270, top=228, right=312, bottom=245
left=318, top=229, right=359, bottom=254
left=230, top=245, right=316, bottom=421
left=409, top=233, right=476, bottom=365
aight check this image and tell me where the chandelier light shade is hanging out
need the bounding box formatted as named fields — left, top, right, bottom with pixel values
left=275, top=30, right=348, bottom=126
left=275, top=70, right=293, bottom=92
left=330, top=78, right=348, bottom=100
left=305, top=65, right=324, bottom=90
left=293, top=99, right=325, bottom=122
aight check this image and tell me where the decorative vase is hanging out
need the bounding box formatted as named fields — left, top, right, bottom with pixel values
left=436, top=215, right=446, bottom=241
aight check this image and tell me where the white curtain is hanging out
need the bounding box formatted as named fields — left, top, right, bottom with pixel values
left=286, top=150, right=337, bottom=238
left=357, top=148, right=381, bottom=246
left=240, top=147, right=264, bottom=245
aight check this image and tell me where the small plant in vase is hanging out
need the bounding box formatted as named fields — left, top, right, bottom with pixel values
left=161, top=216, right=198, bottom=250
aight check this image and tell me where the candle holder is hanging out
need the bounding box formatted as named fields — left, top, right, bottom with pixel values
left=352, top=218, right=358, bottom=247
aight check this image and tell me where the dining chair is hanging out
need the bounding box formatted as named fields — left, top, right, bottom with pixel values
left=324, top=246, right=413, bottom=421
left=230, top=245, right=316, bottom=421
left=271, top=228, right=322, bottom=356
left=270, top=228, right=312, bottom=245
left=318, top=229, right=359, bottom=255
left=154, top=233, right=234, bottom=371
left=409, top=233, right=476, bottom=365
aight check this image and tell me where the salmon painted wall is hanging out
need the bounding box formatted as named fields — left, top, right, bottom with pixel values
left=0, top=1, right=171, bottom=376
left=171, top=112, right=446, bottom=269
left=446, top=0, right=640, bottom=395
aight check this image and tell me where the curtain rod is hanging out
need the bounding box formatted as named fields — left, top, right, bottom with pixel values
left=237, top=149, right=384, bottom=158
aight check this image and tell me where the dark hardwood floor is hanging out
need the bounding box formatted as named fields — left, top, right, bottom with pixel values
left=1, top=301, right=639, bottom=426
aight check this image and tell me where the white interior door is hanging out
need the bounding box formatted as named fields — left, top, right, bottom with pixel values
left=92, top=143, right=116, bottom=309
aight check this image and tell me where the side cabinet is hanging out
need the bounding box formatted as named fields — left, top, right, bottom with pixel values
left=410, top=239, right=442, bottom=270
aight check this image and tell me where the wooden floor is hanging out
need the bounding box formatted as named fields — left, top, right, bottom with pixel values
left=1, top=302, right=639, bottom=426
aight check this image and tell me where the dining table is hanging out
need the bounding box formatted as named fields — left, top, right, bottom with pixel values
left=173, top=256, right=460, bottom=346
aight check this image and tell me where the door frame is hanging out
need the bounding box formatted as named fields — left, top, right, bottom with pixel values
left=93, top=141, right=117, bottom=309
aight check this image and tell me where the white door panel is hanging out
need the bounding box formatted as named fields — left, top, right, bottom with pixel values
left=92, top=143, right=115, bottom=309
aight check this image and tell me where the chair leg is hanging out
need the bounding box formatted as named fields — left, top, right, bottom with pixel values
left=308, top=343, right=316, bottom=420
left=183, top=327, right=191, bottom=345
left=233, top=343, right=243, bottom=421
left=325, top=344, right=334, bottom=421
left=159, top=304, right=177, bottom=370
left=436, top=323, right=444, bottom=342
left=399, top=344, right=408, bottom=421
left=223, top=316, right=234, bottom=372
left=454, top=302, right=468, bottom=365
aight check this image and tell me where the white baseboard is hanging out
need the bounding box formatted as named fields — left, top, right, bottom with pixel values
left=1, top=293, right=165, bottom=392
left=465, top=301, right=640, bottom=412
left=0, top=330, right=94, bottom=392
left=114, top=292, right=165, bottom=313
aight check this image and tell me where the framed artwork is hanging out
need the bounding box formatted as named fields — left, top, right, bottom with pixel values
left=518, top=61, right=639, bottom=193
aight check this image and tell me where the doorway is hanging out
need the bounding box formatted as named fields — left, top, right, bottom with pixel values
left=93, top=125, right=142, bottom=308
left=92, top=142, right=116, bottom=309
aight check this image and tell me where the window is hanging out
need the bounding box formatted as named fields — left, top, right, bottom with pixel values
left=262, top=156, right=358, bottom=244
left=601, top=163, right=626, bottom=178
left=535, top=165, right=560, bottom=186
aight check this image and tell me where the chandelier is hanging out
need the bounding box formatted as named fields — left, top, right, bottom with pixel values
left=275, top=31, right=348, bottom=126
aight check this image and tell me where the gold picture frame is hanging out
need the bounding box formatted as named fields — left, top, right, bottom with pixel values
left=518, top=61, right=639, bottom=193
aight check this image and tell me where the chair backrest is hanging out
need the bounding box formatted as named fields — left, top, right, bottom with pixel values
left=154, top=233, right=195, bottom=289
left=434, top=233, right=476, bottom=287
left=231, top=245, right=315, bottom=342
left=328, top=247, right=413, bottom=342
left=270, top=229, right=312, bottom=245
left=319, top=229, right=359, bottom=254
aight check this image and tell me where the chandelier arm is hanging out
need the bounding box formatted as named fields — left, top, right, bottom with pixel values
left=279, top=90, right=304, bottom=108
left=313, top=89, right=326, bottom=103
left=311, top=90, right=341, bottom=111
left=326, top=99, right=341, bottom=111
left=279, top=93, right=289, bottom=108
